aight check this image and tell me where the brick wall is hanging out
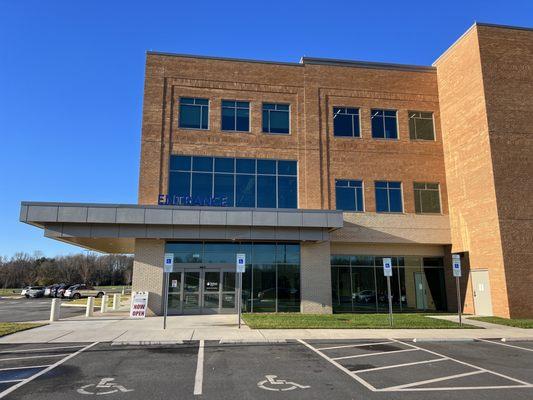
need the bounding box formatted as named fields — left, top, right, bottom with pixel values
left=300, top=241, right=333, bottom=314
left=132, top=239, right=165, bottom=316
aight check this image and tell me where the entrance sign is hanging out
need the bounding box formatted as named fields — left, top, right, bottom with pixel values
left=452, top=254, right=462, bottom=277
left=452, top=254, right=463, bottom=326
left=130, top=292, right=148, bottom=318
left=236, top=253, right=246, bottom=273
left=164, top=253, right=174, bottom=273
left=382, top=258, right=393, bottom=327
left=382, top=258, right=392, bottom=277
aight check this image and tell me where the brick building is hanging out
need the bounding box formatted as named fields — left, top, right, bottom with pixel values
left=21, top=22, right=533, bottom=318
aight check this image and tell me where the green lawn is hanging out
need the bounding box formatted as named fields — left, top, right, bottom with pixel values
left=0, top=323, right=46, bottom=337
left=470, top=316, right=533, bottom=329
left=0, top=288, right=22, bottom=296
left=242, top=313, right=478, bottom=329
left=69, top=295, right=130, bottom=307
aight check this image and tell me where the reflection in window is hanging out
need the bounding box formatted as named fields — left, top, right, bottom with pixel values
left=222, top=100, right=250, bottom=132
left=371, top=109, right=397, bottom=139
left=414, top=182, right=441, bottom=213
left=335, top=180, right=364, bottom=212
left=179, top=98, right=209, bottom=130
left=262, top=103, right=290, bottom=134
left=409, top=111, right=435, bottom=140
left=333, top=107, right=360, bottom=137
left=375, top=181, right=403, bottom=212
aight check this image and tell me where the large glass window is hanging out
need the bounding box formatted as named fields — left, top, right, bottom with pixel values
left=167, top=155, right=297, bottom=208
left=375, top=181, right=403, bottom=212
left=262, top=103, right=290, bottom=134
left=333, top=107, right=360, bottom=137
left=371, top=109, right=398, bottom=139
left=414, top=182, right=441, bottom=214
left=222, top=100, right=250, bottom=132
left=335, top=179, right=364, bottom=212
left=409, top=111, right=435, bottom=140
left=179, top=98, right=209, bottom=130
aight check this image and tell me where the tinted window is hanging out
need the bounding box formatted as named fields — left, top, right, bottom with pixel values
left=414, top=182, right=441, bottom=213
left=262, top=103, right=290, bottom=134
left=335, top=180, right=364, bottom=212
left=409, top=111, right=435, bottom=140
left=333, top=107, right=360, bottom=137
left=375, top=181, right=403, bottom=212
left=221, top=100, right=250, bottom=132
left=179, top=98, right=209, bottom=130
left=371, top=109, right=397, bottom=139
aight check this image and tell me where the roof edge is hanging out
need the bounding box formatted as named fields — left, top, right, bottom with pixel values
left=301, top=57, right=436, bottom=73
left=146, top=51, right=303, bottom=67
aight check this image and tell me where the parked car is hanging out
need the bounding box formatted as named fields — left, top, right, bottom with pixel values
left=54, top=283, right=71, bottom=298
left=44, top=284, right=59, bottom=297
left=21, top=286, right=29, bottom=297
left=27, top=286, right=45, bottom=298
left=64, top=284, right=105, bottom=300
left=354, top=290, right=376, bottom=303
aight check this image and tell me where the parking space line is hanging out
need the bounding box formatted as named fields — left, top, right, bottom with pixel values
left=354, top=357, right=448, bottom=373
left=0, top=365, right=50, bottom=372
left=193, top=340, right=204, bottom=396
left=382, top=370, right=485, bottom=391
left=297, top=339, right=378, bottom=392
left=332, top=348, right=416, bottom=361
left=0, top=353, right=72, bottom=362
left=0, top=380, right=23, bottom=384
left=0, top=345, right=85, bottom=354
left=477, top=338, right=533, bottom=353
left=317, top=341, right=393, bottom=351
left=391, top=339, right=533, bottom=387
left=0, top=342, right=98, bottom=399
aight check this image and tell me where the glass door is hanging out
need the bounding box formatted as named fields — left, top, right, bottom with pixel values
left=183, top=269, right=201, bottom=312
left=203, top=270, right=221, bottom=311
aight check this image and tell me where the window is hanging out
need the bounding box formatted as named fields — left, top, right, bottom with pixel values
left=333, top=107, right=360, bottom=137
left=409, top=111, right=435, bottom=140
left=414, top=182, right=441, bottom=213
left=375, top=181, right=403, bottom=212
left=179, top=98, right=209, bottom=129
left=221, top=100, right=250, bottom=132
left=262, top=103, right=290, bottom=134
left=335, top=180, right=364, bottom=212
left=168, top=155, right=297, bottom=208
left=371, top=109, right=398, bottom=139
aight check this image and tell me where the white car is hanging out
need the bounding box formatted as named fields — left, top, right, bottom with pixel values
left=21, top=287, right=29, bottom=296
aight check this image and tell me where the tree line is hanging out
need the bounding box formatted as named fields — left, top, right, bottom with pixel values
left=0, top=252, right=133, bottom=288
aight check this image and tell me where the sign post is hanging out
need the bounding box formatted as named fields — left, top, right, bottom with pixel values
left=452, top=254, right=462, bottom=326
left=382, top=258, right=393, bottom=327
left=236, top=253, right=246, bottom=329
left=163, top=253, right=174, bottom=330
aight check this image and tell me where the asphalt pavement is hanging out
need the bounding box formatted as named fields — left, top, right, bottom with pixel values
left=0, top=298, right=84, bottom=322
left=0, top=339, right=531, bottom=399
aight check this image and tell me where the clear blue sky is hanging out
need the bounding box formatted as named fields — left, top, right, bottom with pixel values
left=1, top=0, right=531, bottom=258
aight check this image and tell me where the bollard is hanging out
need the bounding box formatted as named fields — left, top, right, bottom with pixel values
left=86, top=296, right=94, bottom=317
left=121, top=287, right=125, bottom=295
left=50, top=298, right=61, bottom=321
left=100, top=294, right=109, bottom=313
left=112, top=293, right=121, bottom=311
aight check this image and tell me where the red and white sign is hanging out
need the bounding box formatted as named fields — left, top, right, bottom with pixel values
left=130, top=291, right=149, bottom=318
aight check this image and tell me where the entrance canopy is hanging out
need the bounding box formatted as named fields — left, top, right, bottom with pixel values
left=20, top=202, right=344, bottom=253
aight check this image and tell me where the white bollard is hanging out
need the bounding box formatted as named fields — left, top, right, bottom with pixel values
left=113, top=294, right=121, bottom=311
left=86, top=296, right=94, bottom=317
left=100, top=294, right=109, bottom=313
left=50, top=298, right=61, bottom=321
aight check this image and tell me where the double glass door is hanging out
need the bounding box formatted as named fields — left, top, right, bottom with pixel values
left=168, top=266, right=237, bottom=314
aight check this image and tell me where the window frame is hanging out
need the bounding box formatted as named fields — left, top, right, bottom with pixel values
left=370, top=108, right=399, bottom=140
left=334, top=179, right=365, bottom=212
left=413, top=182, right=442, bottom=214
left=374, top=181, right=404, bottom=213
left=221, top=100, right=251, bottom=133
left=408, top=111, right=436, bottom=141
left=178, top=97, right=210, bottom=130
left=332, top=107, right=361, bottom=138
left=262, top=103, right=291, bottom=135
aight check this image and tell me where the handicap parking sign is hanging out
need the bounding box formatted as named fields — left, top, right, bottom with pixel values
left=383, top=258, right=392, bottom=277
left=236, top=253, right=246, bottom=273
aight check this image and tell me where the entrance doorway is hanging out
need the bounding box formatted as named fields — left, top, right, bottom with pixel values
left=168, top=265, right=237, bottom=314
left=471, top=270, right=493, bottom=316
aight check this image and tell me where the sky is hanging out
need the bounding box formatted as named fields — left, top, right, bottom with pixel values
left=0, top=0, right=531, bottom=258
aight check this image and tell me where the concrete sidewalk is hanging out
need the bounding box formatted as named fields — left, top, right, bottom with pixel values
left=1, top=314, right=533, bottom=343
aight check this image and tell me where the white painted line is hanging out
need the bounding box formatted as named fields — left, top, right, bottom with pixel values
left=317, top=341, right=393, bottom=351
left=0, top=345, right=85, bottom=354
left=193, top=340, right=204, bottom=396
left=0, top=341, right=98, bottom=399
left=0, top=353, right=72, bottom=362
left=297, top=339, right=377, bottom=392
left=477, top=338, right=533, bottom=353
left=0, top=379, right=23, bottom=384
left=390, top=339, right=533, bottom=386
left=354, top=357, right=448, bottom=373
left=382, top=370, right=485, bottom=391
left=332, top=348, right=417, bottom=361
left=0, top=365, right=50, bottom=372
left=396, top=384, right=533, bottom=391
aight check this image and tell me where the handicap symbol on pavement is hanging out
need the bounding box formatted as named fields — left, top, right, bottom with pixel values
left=77, top=377, right=134, bottom=395
left=257, top=375, right=310, bottom=392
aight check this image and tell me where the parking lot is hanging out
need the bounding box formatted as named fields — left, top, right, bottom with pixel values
left=0, top=338, right=531, bottom=399
left=0, top=299, right=84, bottom=322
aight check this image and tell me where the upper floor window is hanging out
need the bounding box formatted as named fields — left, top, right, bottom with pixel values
left=335, top=180, right=364, bottom=212
left=179, top=97, right=209, bottom=130
left=414, top=182, right=441, bottom=213
left=221, top=100, right=250, bottom=132
left=371, top=109, right=398, bottom=139
left=168, top=155, right=297, bottom=209
left=409, top=111, right=435, bottom=140
left=375, top=181, right=403, bottom=212
left=333, top=107, right=360, bottom=137
left=262, top=103, right=290, bottom=134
